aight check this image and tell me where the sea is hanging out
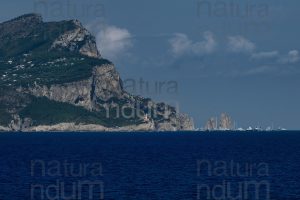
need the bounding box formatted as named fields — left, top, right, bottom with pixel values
left=0, top=131, right=299, bottom=200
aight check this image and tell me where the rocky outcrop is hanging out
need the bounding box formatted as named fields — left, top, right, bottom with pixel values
left=92, top=64, right=124, bottom=100
left=205, top=117, right=217, bottom=131
left=219, top=113, right=233, bottom=130
left=178, top=114, right=195, bottom=130
left=156, top=114, right=194, bottom=131
left=0, top=14, right=195, bottom=132
left=204, top=113, right=233, bottom=131
left=51, top=20, right=100, bottom=58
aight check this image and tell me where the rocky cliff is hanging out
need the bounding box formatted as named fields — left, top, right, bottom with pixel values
left=0, top=14, right=194, bottom=132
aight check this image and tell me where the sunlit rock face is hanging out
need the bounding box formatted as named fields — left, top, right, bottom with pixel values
left=51, top=19, right=101, bottom=59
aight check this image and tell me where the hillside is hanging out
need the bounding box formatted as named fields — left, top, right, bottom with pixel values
left=0, top=14, right=194, bottom=131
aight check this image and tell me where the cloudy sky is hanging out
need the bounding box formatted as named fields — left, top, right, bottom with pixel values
left=1, top=0, right=300, bottom=129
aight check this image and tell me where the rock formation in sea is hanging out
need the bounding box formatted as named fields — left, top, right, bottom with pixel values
left=205, top=117, right=217, bottom=131
left=204, top=113, right=233, bottom=131
left=219, top=113, right=233, bottom=130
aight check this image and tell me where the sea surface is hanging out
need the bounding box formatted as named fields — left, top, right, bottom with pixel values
left=0, top=131, right=299, bottom=200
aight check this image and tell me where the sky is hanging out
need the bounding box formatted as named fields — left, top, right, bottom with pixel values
left=1, top=0, right=300, bottom=129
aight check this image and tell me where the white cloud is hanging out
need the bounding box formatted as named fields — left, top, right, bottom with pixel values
left=251, top=51, right=279, bottom=59
left=95, top=25, right=133, bottom=60
left=169, top=31, right=216, bottom=57
left=86, top=20, right=133, bottom=60
left=227, top=36, right=255, bottom=53
left=169, top=33, right=191, bottom=56
left=279, top=50, right=300, bottom=64
left=193, top=32, right=216, bottom=54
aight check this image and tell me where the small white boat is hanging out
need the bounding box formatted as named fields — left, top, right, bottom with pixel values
left=246, top=126, right=253, bottom=131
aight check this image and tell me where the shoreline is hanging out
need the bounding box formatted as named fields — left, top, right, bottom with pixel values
left=0, top=129, right=297, bottom=134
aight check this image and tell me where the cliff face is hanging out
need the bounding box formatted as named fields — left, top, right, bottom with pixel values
left=27, top=64, right=123, bottom=110
left=0, top=14, right=194, bottom=132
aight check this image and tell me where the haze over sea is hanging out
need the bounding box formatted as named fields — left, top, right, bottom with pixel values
left=0, top=131, right=299, bottom=199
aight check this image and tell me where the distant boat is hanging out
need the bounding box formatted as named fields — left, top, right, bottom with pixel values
left=246, top=126, right=253, bottom=131
left=266, top=127, right=272, bottom=131
left=254, top=127, right=263, bottom=131
left=277, top=127, right=287, bottom=131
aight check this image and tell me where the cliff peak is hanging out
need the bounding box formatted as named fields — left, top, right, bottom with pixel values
left=0, top=13, right=100, bottom=58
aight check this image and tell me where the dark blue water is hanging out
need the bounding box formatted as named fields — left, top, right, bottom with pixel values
left=0, top=132, right=299, bottom=200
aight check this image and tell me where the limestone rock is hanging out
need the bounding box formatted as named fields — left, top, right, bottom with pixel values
left=0, top=14, right=195, bottom=132
left=51, top=20, right=100, bottom=58
left=219, top=113, right=233, bottom=130
left=205, top=117, right=217, bottom=131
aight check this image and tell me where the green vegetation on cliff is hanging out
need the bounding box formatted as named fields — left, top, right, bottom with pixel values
left=0, top=52, right=111, bottom=87
left=19, top=97, right=143, bottom=127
